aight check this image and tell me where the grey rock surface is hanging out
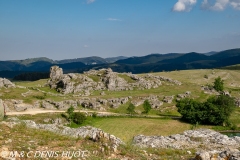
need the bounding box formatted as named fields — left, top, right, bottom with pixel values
left=0, top=78, right=15, bottom=88
left=133, top=129, right=240, bottom=150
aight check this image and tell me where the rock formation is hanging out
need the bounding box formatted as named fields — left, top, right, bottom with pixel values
left=2, top=118, right=124, bottom=152
left=47, top=66, right=180, bottom=94
left=194, top=149, right=240, bottom=160
left=133, top=129, right=240, bottom=150
left=0, top=78, right=15, bottom=88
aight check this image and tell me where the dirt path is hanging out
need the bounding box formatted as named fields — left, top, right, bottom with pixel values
left=6, top=109, right=120, bottom=116
left=6, top=109, right=165, bottom=118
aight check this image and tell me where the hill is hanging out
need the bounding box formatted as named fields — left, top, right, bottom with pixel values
left=1, top=48, right=240, bottom=79
left=57, top=56, right=107, bottom=65
left=115, top=53, right=181, bottom=64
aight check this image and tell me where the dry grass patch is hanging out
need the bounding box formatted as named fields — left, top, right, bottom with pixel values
left=90, top=117, right=191, bottom=143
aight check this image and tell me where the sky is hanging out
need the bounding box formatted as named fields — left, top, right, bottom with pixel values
left=0, top=0, right=240, bottom=60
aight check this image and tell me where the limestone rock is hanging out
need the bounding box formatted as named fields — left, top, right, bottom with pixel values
left=0, top=78, right=15, bottom=88
left=133, top=129, right=240, bottom=150
left=163, top=96, right=174, bottom=103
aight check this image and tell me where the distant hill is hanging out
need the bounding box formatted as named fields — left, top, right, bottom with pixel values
left=115, top=53, right=182, bottom=65
left=203, top=51, right=218, bottom=56
left=105, top=56, right=128, bottom=63
left=11, top=57, right=55, bottom=66
left=57, top=56, right=107, bottom=65
left=1, top=48, right=240, bottom=79
left=209, top=48, right=240, bottom=59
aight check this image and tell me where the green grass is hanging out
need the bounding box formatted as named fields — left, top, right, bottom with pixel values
left=118, top=74, right=136, bottom=83
left=83, top=117, right=191, bottom=143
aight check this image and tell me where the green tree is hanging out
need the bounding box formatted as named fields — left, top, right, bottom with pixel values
left=143, top=100, right=151, bottom=114
left=73, top=112, right=86, bottom=125
left=127, top=103, right=135, bottom=115
left=213, top=76, right=224, bottom=92
left=66, top=106, right=75, bottom=124
left=176, top=95, right=236, bottom=125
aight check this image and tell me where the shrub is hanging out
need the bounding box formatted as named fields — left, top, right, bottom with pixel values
left=73, top=112, right=86, bottom=125
left=143, top=100, right=151, bottom=114
left=213, top=76, right=224, bottom=92
left=92, top=112, right=97, bottom=118
left=176, top=95, right=236, bottom=125
left=127, top=103, right=135, bottom=115
left=66, top=106, right=75, bottom=122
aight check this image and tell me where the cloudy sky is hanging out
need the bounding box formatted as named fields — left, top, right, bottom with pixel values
left=0, top=0, right=240, bottom=60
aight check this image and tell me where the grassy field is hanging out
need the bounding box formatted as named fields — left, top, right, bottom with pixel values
left=85, top=117, right=192, bottom=143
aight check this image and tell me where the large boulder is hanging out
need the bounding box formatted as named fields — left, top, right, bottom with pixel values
left=0, top=99, right=4, bottom=120
left=101, top=68, right=129, bottom=91
left=47, top=66, right=64, bottom=89
left=0, top=78, right=15, bottom=88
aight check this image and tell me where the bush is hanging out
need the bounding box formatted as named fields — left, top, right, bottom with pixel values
left=143, top=100, right=151, bottom=114
left=127, top=103, right=135, bottom=115
left=73, top=112, right=86, bottom=125
left=213, top=76, right=224, bottom=92
left=176, top=95, right=236, bottom=125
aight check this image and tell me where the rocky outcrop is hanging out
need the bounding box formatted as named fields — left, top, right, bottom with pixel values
left=108, top=97, right=129, bottom=108
left=133, top=129, right=240, bottom=150
left=101, top=68, right=130, bottom=91
left=201, top=86, right=219, bottom=95
left=48, top=66, right=181, bottom=94
left=0, top=78, right=15, bottom=88
left=163, top=96, right=174, bottom=103
left=3, top=118, right=124, bottom=152
left=3, top=99, right=34, bottom=112
left=194, top=149, right=240, bottom=160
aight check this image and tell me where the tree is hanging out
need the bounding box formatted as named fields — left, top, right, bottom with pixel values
left=127, top=103, right=135, bottom=115
left=73, top=112, right=86, bottom=125
left=66, top=106, right=75, bottom=124
left=66, top=106, right=87, bottom=125
left=143, top=100, right=151, bottom=114
left=176, top=95, right=236, bottom=125
left=213, top=76, right=224, bottom=92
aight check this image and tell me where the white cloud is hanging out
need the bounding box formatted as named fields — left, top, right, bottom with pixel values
left=86, top=0, right=95, bottom=4
left=202, top=0, right=229, bottom=10
left=83, top=45, right=89, bottom=48
left=230, top=0, right=240, bottom=10
left=173, top=0, right=197, bottom=12
left=106, top=18, right=122, bottom=21
left=201, top=0, right=240, bottom=10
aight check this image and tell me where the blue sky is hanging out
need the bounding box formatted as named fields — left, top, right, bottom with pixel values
left=0, top=0, right=240, bottom=60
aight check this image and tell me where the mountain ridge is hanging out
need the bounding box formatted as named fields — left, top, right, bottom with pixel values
left=1, top=48, right=240, bottom=79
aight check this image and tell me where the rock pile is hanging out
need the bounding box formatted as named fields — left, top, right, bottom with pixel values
left=0, top=78, right=15, bottom=88
left=133, top=129, right=240, bottom=150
